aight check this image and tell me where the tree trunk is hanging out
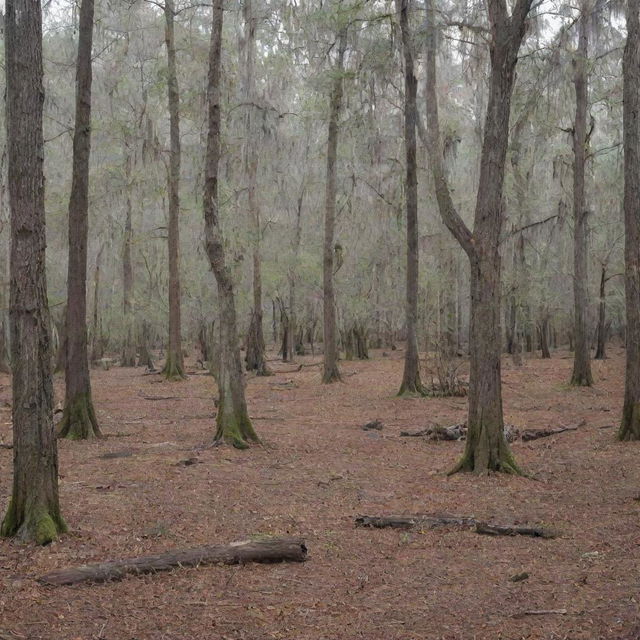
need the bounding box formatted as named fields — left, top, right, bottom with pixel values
left=594, top=263, right=607, bottom=360
left=1, top=0, right=67, bottom=543
left=161, top=0, right=185, bottom=381
left=203, top=0, right=259, bottom=449
left=39, top=537, right=307, bottom=586
left=321, top=27, right=347, bottom=384
left=570, top=8, right=593, bottom=386
left=425, top=0, right=530, bottom=473
left=90, top=245, right=104, bottom=362
left=121, top=156, right=136, bottom=367
left=397, top=0, right=425, bottom=396
left=241, top=0, right=269, bottom=377
left=619, top=0, right=640, bottom=440
left=58, top=0, right=101, bottom=440
left=538, top=314, right=551, bottom=359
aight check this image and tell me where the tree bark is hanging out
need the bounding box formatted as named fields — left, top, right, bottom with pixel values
left=242, top=0, right=269, bottom=376
left=203, top=0, right=259, bottom=449
left=397, top=0, right=425, bottom=396
left=570, top=7, right=594, bottom=386
left=39, top=537, right=307, bottom=586
left=321, top=27, right=347, bottom=384
left=619, top=0, right=640, bottom=440
left=58, top=0, right=101, bottom=440
left=425, top=0, right=531, bottom=473
left=594, top=264, right=607, bottom=359
left=161, top=0, right=185, bottom=381
left=90, top=245, right=103, bottom=362
left=1, top=0, right=67, bottom=543
left=121, top=155, right=136, bottom=367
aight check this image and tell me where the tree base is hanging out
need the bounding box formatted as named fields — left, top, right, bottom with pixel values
left=322, top=363, right=342, bottom=384
left=162, top=353, right=186, bottom=381
left=397, top=381, right=427, bottom=397
left=214, top=408, right=260, bottom=449
left=447, top=420, right=525, bottom=476
left=618, top=401, right=640, bottom=441
left=1, top=500, right=67, bottom=545
left=57, top=392, right=102, bottom=440
left=570, top=368, right=593, bottom=387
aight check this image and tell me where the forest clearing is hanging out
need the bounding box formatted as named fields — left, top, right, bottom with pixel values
left=1, top=347, right=639, bottom=639
left=3, top=0, right=640, bottom=638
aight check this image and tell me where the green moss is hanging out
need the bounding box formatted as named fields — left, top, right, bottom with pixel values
left=618, top=401, right=640, bottom=441
left=215, top=405, right=260, bottom=449
left=162, top=352, right=186, bottom=381
left=0, top=499, right=17, bottom=537
left=58, top=392, right=101, bottom=440
left=1, top=501, right=67, bottom=545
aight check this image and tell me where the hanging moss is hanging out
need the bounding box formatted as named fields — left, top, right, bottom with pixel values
left=57, top=392, right=101, bottom=440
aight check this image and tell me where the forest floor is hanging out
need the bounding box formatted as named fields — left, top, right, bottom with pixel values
left=1, top=346, right=640, bottom=640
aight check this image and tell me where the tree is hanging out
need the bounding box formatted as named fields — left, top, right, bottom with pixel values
left=203, top=0, right=260, bottom=448
left=1, top=0, right=67, bottom=542
left=161, top=0, right=186, bottom=380
left=619, top=0, right=640, bottom=440
left=322, top=23, right=347, bottom=384
left=243, top=0, right=270, bottom=377
left=121, top=152, right=137, bottom=367
left=58, top=0, right=102, bottom=440
left=425, top=0, right=531, bottom=473
left=570, top=2, right=594, bottom=386
left=396, top=0, right=425, bottom=396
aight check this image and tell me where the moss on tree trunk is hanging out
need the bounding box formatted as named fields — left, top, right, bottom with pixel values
left=1, top=500, right=67, bottom=545
left=449, top=416, right=523, bottom=476
left=162, top=350, right=185, bottom=381
left=57, top=392, right=101, bottom=440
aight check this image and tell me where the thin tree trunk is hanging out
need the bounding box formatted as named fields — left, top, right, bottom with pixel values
left=594, top=264, right=607, bottom=360
left=58, top=0, right=101, bottom=440
left=203, top=0, right=259, bottom=449
left=570, top=7, right=593, bottom=386
left=1, top=0, right=67, bottom=542
left=321, top=27, right=347, bottom=384
left=397, top=0, right=425, bottom=396
left=619, top=0, right=640, bottom=440
left=242, top=0, right=269, bottom=376
left=425, top=0, right=530, bottom=474
left=90, top=245, right=103, bottom=362
left=161, top=0, right=185, bottom=381
left=121, top=155, right=136, bottom=367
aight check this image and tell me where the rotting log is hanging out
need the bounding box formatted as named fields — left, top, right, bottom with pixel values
left=356, top=515, right=556, bottom=539
left=38, top=537, right=307, bottom=586
left=475, top=522, right=556, bottom=539
left=521, top=425, right=578, bottom=442
left=355, top=515, right=477, bottom=530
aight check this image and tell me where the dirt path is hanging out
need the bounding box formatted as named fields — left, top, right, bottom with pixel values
left=0, top=348, right=638, bottom=639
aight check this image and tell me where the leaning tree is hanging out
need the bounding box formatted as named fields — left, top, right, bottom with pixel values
left=1, top=0, right=67, bottom=542
left=425, top=0, right=532, bottom=473
left=203, top=0, right=260, bottom=448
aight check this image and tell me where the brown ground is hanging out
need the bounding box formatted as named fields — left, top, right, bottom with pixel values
left=1, top=347, right=639, bottom=640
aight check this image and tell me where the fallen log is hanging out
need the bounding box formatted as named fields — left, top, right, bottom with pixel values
left=355, top=515, right=477, bottom=530
left=520, top=425, right=578, bottom=442
left=38, top=537, right=307, bottom=586
left=513, top=609, right=567, bottom=618
left=475, top=522, right=557, bottom=539
left=356, top=515, right=556, bottom=538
